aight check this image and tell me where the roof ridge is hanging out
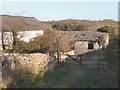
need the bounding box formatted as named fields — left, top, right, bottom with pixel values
left=0, top=14, right=35, bottom=18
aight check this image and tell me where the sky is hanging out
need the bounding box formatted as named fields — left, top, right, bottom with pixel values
left=0, top=0, right=118, bottom=21
left=0, top=0, right=119, bottom=2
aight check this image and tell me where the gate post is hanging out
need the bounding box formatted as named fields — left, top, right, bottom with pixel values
left=57, top=51, right=61, bottom=62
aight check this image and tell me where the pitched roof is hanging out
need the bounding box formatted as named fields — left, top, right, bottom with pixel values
left=0, top=15, right=46, bottom=31
left=56, top=31, right=108, bottom=42
left=74, top=31, right=108, bottom=41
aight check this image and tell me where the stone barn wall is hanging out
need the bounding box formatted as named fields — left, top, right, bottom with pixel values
left=74, top=41, right=100, bottom=55
left=75, top=41, right=88, bottom=55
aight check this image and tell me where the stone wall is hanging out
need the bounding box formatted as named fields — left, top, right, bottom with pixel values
left=75, top=41, right=100, bottom=55
left=2, top=53, right=57, bottom=77
left=75, top=41, right=88, bottom=55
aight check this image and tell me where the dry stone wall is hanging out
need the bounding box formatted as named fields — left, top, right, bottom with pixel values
left=2, top=53, right=57, bottom=77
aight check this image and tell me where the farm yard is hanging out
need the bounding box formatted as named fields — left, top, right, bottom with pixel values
left=42, top=62, right=117, bottom=88
left=0, top=15, right=118, bottom=88
left=38, top=47, right=118, bottom=88
left=3, top=60, right=117, bottom=88
left=1, top=45, right=118, bottom=88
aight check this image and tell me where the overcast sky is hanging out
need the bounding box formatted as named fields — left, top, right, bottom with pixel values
left=0, top=1, right=118, bottom=21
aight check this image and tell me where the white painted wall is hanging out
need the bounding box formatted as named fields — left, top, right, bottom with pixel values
left=94, top=42, right=99, bottom=50
left=3, top=32, right=13, bottom=45
left=17, top=30, right=44, bottom=42
left=102, top=34, right=109, bottom=48
left=1, top=30, right=44, bottom=50
left=64, top=50, right=74, bottom=55
left=104, top=35, right=109, bottom=48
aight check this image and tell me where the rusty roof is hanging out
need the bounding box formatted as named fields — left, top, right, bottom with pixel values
left=0, top=15, right=47, bottom=31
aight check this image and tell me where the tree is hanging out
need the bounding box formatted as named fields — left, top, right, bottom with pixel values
left=38, top=29, right=56, bottom=53
left=97, top=26, right=115, bottom=40
left=15, top=29, right=56, bottom=53
left=54, top=33, right=71, bottom=53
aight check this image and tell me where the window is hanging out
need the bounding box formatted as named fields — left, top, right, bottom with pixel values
left=88, top=43, right=94, bottom=49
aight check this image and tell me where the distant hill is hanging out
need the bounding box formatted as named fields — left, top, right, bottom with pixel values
left=43, top=19, right=118, bottom=34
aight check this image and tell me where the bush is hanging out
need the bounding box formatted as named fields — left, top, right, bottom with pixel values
left=15, top=30, right=56, bottom=53
left=97, top=26, right=115, bottom=40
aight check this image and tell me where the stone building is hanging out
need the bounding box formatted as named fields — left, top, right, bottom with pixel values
left=0, top=15, right=109, bottom=55
left=0, top=15, right=47, bottom=50
left=73, top=31, right=109, bottom=55
left=56, top=31, right=109, bottom=55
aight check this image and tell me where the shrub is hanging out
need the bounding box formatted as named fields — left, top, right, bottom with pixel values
left=15, top=30, right=56, bottom=53
left=97, top=26, right=115, bottom=40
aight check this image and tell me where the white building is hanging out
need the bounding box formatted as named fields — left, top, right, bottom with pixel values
left=0, top=15, right=47, bottom=50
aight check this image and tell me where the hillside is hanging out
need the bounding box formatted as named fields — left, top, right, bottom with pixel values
left=43, top=19, right=118, bottom=34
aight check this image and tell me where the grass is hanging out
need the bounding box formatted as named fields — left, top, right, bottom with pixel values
left=2, top=56, right=118, bottom=88
left=41, top=60, right=118, bottom=88
left=41, top=62, right=100, bottom=88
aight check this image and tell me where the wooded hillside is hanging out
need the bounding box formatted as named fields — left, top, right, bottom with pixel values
left=43, top=19, right=118, bottom=34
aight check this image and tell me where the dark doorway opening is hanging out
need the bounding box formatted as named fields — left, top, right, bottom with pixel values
left=88, top=43, right=94, bottom=49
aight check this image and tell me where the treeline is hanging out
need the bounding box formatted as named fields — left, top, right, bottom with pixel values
left=43, top=19, right=117, bottom=31
left=51, top=22, right=88, bottom=31
left=44, top=20, right=88, bottom=31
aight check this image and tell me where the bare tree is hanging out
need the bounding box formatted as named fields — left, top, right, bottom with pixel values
left=55, top=32, right=71, bottom=53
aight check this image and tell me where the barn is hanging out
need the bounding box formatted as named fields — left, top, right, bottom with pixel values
left=73, top=31, right=109, bottom=55
left=0, top=15, right=47, bottom=50
left=56, top=31, right=109, bottom=55
left=0, top=15, right=109, bottom=54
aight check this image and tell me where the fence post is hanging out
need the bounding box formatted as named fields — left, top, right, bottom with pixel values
left=57, top=52, right=60, bottom=61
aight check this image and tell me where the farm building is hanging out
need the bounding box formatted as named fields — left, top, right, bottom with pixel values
left=56, top=31, right=109, bottom=55
left=0, top=15, right=109, bottom=55
left=0, top=15, right=47, bottom=50
left=73, top=31, right=109, bottom=55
